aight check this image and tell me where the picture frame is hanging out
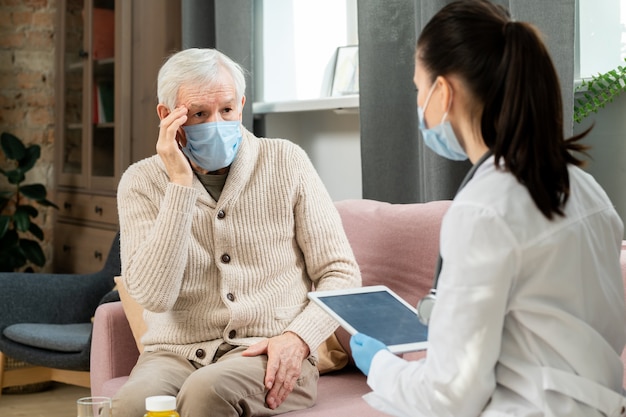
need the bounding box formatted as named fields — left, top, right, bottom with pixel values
left=331, top=45, right=359, bottom=96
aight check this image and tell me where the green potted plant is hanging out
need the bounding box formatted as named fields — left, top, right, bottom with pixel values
left=0, top=131, right=58, bottom=272
left=574, top=58, right=626, bottom=123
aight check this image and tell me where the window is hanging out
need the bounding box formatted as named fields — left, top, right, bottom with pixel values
left=254, top=0, right=358, bottom=103
left=577, top=0, right=626, bottom=79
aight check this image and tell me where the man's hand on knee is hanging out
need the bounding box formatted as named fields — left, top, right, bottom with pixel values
left=242, top=331, right=310, bottom=409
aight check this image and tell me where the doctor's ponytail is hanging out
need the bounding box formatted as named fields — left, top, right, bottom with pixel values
left=417, top=0, right=590, bottom=220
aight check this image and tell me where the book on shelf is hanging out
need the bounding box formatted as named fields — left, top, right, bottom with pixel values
left=92, top=8, right=115, bottom=60
left=93, top=80, right=114, bottom=124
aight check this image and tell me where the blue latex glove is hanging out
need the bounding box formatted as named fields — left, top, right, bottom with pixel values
left=350, top=332, right=388, bottom=376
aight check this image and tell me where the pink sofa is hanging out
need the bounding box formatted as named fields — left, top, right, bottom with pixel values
left=90, top=199, right=626, bottom=415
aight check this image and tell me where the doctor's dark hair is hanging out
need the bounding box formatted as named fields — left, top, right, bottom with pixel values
left=417, top=0, right=589, bottom=220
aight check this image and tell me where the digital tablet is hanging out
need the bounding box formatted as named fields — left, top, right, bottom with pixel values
left=308, top=285, right=428, bottom=353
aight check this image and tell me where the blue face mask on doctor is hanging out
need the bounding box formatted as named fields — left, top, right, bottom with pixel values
left=181, top=120, right=242, bottom=172
left=417, top=79, right=468, bottom=161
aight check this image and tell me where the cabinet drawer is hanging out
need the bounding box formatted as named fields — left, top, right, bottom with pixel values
left=56, top=191, right=118, bottom=225
left=54, top=225, right=117, bottom=273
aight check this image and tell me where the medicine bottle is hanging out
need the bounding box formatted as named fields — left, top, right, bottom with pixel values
left=144, top=395, right=180, bottom=417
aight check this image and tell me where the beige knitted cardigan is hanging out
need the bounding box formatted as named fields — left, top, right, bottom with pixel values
left=117, top=129, right=361, bottom=365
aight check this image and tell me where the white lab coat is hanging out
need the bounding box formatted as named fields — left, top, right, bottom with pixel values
left=365, top=158, right=626, bottom=417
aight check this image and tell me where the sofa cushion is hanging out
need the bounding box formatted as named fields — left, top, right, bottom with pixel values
left=316, top=333, right=349, bottom=374
left=3, top=323, right=92, bottom=353
left=282, top=370, right=378, bottom=416
left=114, top=276, right=146, bottom=354
left=335, top=199, right=450, bottom=304
left=101, top=376, right=129, bottom=400
left=333, top=199, right=451, bottom=356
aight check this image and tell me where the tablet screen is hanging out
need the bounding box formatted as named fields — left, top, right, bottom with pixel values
left=310, top=286, right=428, bottom=353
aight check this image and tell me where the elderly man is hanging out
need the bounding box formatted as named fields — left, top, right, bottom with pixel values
left=113, top=48, right=361, bottom=417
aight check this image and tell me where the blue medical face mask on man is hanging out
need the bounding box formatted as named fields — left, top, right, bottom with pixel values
left=417, top=80, right=468, bottom=161
left=181, top=121, right=242, bottom=172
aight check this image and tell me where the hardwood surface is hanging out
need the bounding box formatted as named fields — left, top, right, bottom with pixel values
left=0, top=382, right=91, bottom=417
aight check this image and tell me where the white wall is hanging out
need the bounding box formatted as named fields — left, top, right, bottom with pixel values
left=263, top=110, right=362, bottom=201
left=573, top=93, right=626, bottom=238
left=254, top=0, right=361, bottom=201
left=574, top=0, right=626, bottom=238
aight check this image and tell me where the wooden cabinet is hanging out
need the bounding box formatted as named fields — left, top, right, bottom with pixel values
left=54, top=222, right=118, bottom=273
left=54, top=0, right=181, bottom=273
left=55, top=0, right=130, bottom=192
left=56, top=191, right=118, bottom=225
left=53, top=190, right=119, bottom=273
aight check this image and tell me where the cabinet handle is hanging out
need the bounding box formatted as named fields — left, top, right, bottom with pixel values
left=94, top=251, right=102, bottom=261
left=64, top=202, right=72, bottom=210
left=62, top=245, right=71, bottom=252
left=94, top=206, right=103, bottom=215
left=78, top=49, right=88, bottom=59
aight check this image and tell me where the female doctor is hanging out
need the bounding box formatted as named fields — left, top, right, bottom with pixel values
left=350, top=1, right=626, bottom=416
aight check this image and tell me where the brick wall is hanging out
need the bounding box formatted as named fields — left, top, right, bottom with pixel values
left=0, top=0, right=57, bottom=271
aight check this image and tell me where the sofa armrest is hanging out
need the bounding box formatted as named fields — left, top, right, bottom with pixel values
left=90, top=301, right=140, bottom=397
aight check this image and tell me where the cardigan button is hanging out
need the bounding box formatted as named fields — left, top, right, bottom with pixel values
left=227, top=293, right=235, bottom=302
left=217, top=209, right=225, bottom=219
left=228, top=330, right=236, bottom=339
left=221, top=254, right=231, bottom=263
left=195, top=349, right=205, bottom=359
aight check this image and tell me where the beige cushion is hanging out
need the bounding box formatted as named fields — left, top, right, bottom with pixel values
left=114, top=276, right=145, bottom=353
left=333, top=199, right=452, bottom=360
left=317, top=333, right=349, bottom=374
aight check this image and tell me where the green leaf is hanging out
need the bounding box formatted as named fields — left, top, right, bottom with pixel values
left=20, top=183, right=46, bottom=200
left=0, top=215, right=9, bottom=238
left=13, top=209, right=31, bottom=232
left=18, top=145, right=41, bottom=173
left=0, top=132, right=26, bottom=161
left=20, top=239, right=45, bottom=267
left=6, top=169, right=25, bottom=184
left=28, top=222, right=44, bottom=240
left=36, top=198, right=59, bottom=210
left=574, top=58, right=626, bottom=123
left=16, top=204, right=38, bottom=218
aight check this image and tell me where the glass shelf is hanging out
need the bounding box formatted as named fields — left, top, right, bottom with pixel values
left=58, top=0, right=117, bottom=189
left=68, top=61, right=84, bottom=71
left=253, top=95, right=359, bottom=114
left=96, top=57, right=114, bottom=66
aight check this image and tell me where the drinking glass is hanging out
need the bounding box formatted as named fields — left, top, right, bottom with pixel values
left=77, top=396, right=112, bottom=417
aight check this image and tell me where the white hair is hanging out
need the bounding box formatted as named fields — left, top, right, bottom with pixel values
left=157, top=48, right=246, bottom=110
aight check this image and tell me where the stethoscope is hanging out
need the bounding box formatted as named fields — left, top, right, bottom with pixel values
left=416, top=150, right=493, bottom=326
